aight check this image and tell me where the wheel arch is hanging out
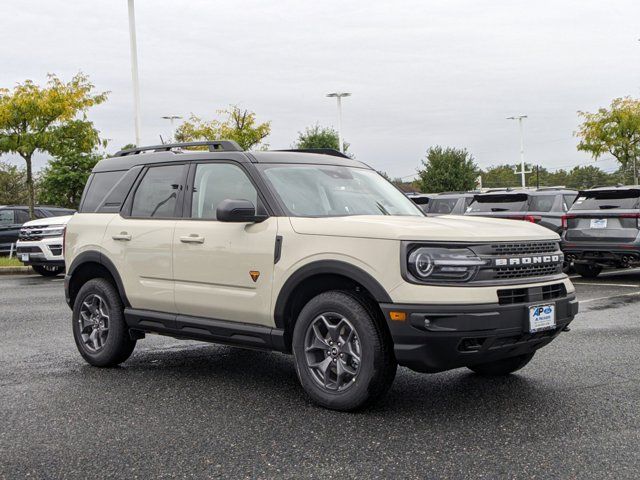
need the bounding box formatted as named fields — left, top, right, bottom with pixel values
left=66, top=251, right=130, bottom=308
left=273, top=260, right=393, bottom=350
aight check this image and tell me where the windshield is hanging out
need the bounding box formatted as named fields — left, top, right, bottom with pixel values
left=258, top=164, right=423, bottom=217
left=467, top=194, right=528, bottom=212
left=571, top=191, right=640, bottom=210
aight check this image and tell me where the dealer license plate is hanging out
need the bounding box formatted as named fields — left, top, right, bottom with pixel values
left=590, top=218, right=607, bottom=229
left=529, top=304, right=556, bottom=333
left=21, top=254, right=29, bottom=262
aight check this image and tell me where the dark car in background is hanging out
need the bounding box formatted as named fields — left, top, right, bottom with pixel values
left=425, top=192, right=477, bottom=216
left=465, top=188, right=578, bottom=233
left=406, top=193, right=435, bottom=214
left=561, top=186, right=640, bottom=278
left=0, top=205, right=75, bottom=254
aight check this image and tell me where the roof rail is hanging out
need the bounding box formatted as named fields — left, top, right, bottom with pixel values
left=114, top=140, right=243, bottom=157
left=272, top=148, right=350, bottom=159
left=536, top=186, right=573, bottom=191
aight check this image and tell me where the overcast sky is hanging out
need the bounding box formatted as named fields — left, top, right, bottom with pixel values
left=2, top=0, right=640, bottom=178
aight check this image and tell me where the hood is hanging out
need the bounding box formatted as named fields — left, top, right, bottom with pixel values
left=21, top=215, right=73, bottom=227
left=289, top=215, right=559, bottom=242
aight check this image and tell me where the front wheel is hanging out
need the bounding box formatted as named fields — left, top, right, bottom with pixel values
left=468, top=352, right=535, bottom=376
left=292, top=291, right=397, bottom=411
left=72, top=278, right=136, bottom=367
left=32, top=265, right=64, bottom=277
left=573, top=263, right=602, bottom=278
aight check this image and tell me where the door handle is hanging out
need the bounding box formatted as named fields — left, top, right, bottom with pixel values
left=180, top=234, right=205, bottom=244
left=112, top=233, right=132, bottom=241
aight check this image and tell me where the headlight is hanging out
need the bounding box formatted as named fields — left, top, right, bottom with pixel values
left=45, top=228, right=65, bottom=237
left=407, top=247, right=487, bottom=282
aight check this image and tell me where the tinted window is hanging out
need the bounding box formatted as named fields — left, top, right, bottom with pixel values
left=191, top=163, right=257, bottom=219
left=81, top=171, right=126, bottom=213
left=97, top=167, right=142, bottom=213
left=563, top=194, right=577, bottom=210
left=131, top=165, right=185, bottom=218
left=428, top=198, right=458, bottom=214
left=571, top=191, right=640, bottom=210
left=411, top=197, right=430, bottom=205
left=14, top=210, right=30, bottom=223
left=0, top=210, right=14, bottom=225
left=528, top=195, right=556, bottom=212
left=468, top=194, right=528, bottom=212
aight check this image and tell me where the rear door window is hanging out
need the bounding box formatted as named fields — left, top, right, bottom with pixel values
left=468, top=194, right=528, bottom=212
left=528, top=195, right=556, bottom=212
left=14, top=210, right=30, bottom=223
left=571, top=191, right=640, bottom=210
left=130, top=165, right=186, bottom=218
left=0, top=210, right=14, bottom=225
left=428, top=198, right=458, bottom=214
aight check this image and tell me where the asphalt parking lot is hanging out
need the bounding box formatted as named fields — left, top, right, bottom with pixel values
left=1, top=271, right=639, bottom=479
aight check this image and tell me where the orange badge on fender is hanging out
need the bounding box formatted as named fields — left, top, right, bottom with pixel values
left=249, top=271, right=260, bottom=282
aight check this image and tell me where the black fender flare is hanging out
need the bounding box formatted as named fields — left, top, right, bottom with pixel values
left=67, top=251, right=130, bottom=307
left=273, top=260, right=392, bottom=329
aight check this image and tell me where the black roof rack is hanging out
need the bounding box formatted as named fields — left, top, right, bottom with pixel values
left=273, top=148, right=350, bottom=159
left=114, top=140, right=243, bottom=157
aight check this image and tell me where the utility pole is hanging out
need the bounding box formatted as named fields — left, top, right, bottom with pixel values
left=128, top=0, right=142, bottom=146
left=507, top=115, right=528, bottom=187
left=326, top=92, right=351, bottom=153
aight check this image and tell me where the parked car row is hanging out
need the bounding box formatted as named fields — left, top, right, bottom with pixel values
left=408, top=185, right=640, bottom=278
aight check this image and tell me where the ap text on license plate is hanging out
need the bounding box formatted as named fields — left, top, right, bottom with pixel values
left=529, top=304, right=556, bottom=333
left=590, top=218, right=607, bottom=229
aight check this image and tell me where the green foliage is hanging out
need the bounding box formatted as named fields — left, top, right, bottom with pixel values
left=417, top=146, right=479, bottom=193
left=576, top=97, right=640, bottom=181
left=293, top=124, right=350, bottom=153
left=175, top=106, right=271, bottom=150
left=0, top=73, right=108, bottom=217
left=38, top=151, right=103, bottom=209
left=0, top=161, right=29, bottom=205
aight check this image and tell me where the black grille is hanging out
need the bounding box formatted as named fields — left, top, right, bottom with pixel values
left=495, top=264, right=559, bottom=279
left=16, top=246, right=43, bottom=254
left=490, top=241, right=558, bottom=256
left=498, top=283, right=567, bottom=305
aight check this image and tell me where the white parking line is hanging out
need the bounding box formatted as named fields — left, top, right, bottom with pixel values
left=580, top=291, right=640, bottom=303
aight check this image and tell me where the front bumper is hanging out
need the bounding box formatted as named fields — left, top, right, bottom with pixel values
left=15, top=239, right=65, bottom=267
left=380, top=294, right=578, bottom=373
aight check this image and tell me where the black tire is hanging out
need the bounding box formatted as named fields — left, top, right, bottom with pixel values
left=574, top=263, right=602, bottom=279
left=468, top=352, right=535, bottom=376
left=72, top=278, right=136, bottom=367
left=292, top=291, right=397, bottom=411
left=32, top=265, right=64, bottom=277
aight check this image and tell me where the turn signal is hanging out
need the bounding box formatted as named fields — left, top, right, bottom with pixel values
left=389, top=311, right=406, bottom=321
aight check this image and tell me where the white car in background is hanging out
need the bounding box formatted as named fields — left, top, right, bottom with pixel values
left=16, top=214, right=72, bottom=276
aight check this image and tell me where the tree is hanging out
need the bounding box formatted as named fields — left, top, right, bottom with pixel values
left=0, top=161, right=29, bottom=205
left=0, top=73, right=107, bottom=217
left=293, top=124, right=350, bottom=153
left=576, top=97, right=640, bottom=184
left=417, top=146, right=479, bottom=193
left=38, top=151, right=103, bottom=209
left=175, top=106, right=271, bottom=150
left=480, top=164, right=522, bottom=189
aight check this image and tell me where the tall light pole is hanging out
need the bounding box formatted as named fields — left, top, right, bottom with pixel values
left=326, top=92, right=351, bottom=153
left=507, top=115, right=528, bottom=187
left=128, top=0, right=142, bottom=146
left=162, top=115, right=182, bottom=139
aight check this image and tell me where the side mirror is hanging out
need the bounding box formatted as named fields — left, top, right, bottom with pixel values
left=216, top=199, right=266, bottom=223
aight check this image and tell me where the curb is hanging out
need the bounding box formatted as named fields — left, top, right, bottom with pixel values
left=0, top=266, right=32, bottom=275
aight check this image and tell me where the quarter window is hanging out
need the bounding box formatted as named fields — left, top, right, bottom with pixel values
left=190, top=163, right=257, bottom=219
left=131, top=165, right=185, bottom=218
left=0, top=210, right=14, bottom=225
left=81, top=171, right=126, bottom=213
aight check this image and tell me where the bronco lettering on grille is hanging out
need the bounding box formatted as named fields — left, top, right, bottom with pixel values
left=495, top=255, right=560, bottom=266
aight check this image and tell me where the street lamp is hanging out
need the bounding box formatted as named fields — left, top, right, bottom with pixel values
left=162, top=115, right=182, bottom=143
left=326, top=92, right=351, bottom=153
left=507, top=115, right=528, bottom=188
left=127, top=0, right=142, bottom=146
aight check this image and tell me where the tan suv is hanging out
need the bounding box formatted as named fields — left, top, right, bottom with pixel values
left=64, top=141, right=578, bottom=410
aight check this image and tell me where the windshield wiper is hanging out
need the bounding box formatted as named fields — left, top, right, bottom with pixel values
left=490, top=207, right=510, bottom=212
left=376, top=202, right=390, bottom=215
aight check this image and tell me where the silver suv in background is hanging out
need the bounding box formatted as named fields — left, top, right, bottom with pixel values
left=425, top=192, right=477, bottom=216
left=562, top=186, right=640, bottom=278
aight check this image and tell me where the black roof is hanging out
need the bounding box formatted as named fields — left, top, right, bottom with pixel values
left=94, top=142, right=368, bottom=173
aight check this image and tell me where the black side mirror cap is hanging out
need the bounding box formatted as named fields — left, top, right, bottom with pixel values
left=216, top=199, right=267, bottom=223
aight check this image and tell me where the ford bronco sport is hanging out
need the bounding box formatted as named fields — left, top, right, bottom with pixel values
left=64, top=141, right=578, bottom=411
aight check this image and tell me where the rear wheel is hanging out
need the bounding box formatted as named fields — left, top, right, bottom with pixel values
left=72, top=278, right=136, bottom=367
left=468, top=352, right=535, bottom=376
left=32, top=265, right=64, bottom=277
left=292, top=291, right=396, bottom=411
left=574, top=263, right=602, bottom=278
